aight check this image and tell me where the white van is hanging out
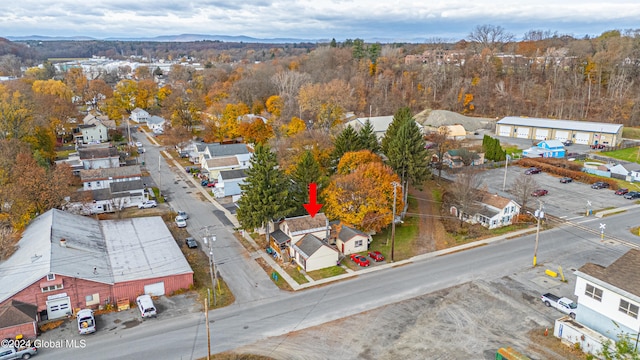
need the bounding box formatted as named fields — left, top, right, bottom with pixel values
left=77, top=309, right=96, bottom=334
left=136, top=295, right=157, bottom=318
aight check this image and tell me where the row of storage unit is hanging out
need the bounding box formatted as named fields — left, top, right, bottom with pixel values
left=495, top=117, right=623, bottom=146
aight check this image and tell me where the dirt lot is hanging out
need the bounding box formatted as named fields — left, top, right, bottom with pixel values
left=230, top=278, right=585, bottom=360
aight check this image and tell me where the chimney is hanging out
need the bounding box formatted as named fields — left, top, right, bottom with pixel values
left=59, top=239, right=67, bottom=247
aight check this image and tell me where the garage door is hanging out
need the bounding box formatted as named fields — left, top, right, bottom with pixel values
left=575, top=132, right=590, bottom=144
left=144, top=282, right=165, bottom=296
left=516, top=128, right=530, bottom=139
left=554, top=130, right=569, bottom=141
left=498, top=125, right=511, bottom=137
left=46, top=296, right=71, bottom=319
left=534, top=129, right=549, bottom=140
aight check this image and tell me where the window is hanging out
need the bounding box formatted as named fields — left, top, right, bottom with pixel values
left=355, top=239, right=363, bottom=247
left=619, top=300, right=639, bottom=319
left=86, top=293, right=100, bottom=306
left=585, top=284, right=603, bottom=301
left=47, top=273, right=55, bottom=281
left=41, top=284, right=63, bottom=292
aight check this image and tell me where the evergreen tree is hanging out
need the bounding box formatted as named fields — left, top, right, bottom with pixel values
left=332, top=125, right=361, bottom=168
left=289, top=150, right=327, bottom=216
left=386, top=119, right=430, bottom=198
left=358, top=119, right=380, bottom=154
left=330, top=38, right=337, bottom=48
left=381, top=107, right=413, bottom=156
left=236, top=144, right=295, bottom=235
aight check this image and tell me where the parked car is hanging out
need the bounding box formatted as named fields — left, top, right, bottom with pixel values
left=524, top=167, right=541, bottom=175
left=350, top=254, right=370, bottom=267
left=591, top=181, right=610, bottom=189
left=77, top=309, right=96, bottom=334
left=559, top=177, right=573, bottom=183
left=201, top=180, right=209, bottom=186
left=615, top=188, right=629, bottom=195
left=368, top=251, right=385, bottom=262
left=136, top=294, right=157, bottom=318
left=531, top=189, right=548, bottom=197
left=177, top=210, right=189, bottom=220
left=590, top=143, right=606, bottom=149
left=185, top=237, right=198, bottom=248
left=206, top=180, right=218, bottom=188
left=175, top=216, right=187, bottom=228
left=135, top=141, right=143, bottom=148
left=0, top=345, right=38, bottom=359
left=624, top=191, right=640, bottom=200
left=138, top=200, right=157, bottom=209
left=563, top=139, right=573, bottom=146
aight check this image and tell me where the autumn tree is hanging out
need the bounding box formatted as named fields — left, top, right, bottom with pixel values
left=510, top=174, right=539, bottom=213
left=297, top=78, right=354, bottom=132
left=427, top=129, right=453, bottom=180
left=0, top=88, right=33, bottom=141
left=448, top=169, right=483, bottom=227
left=238, top=118, right=274, bottom=145
left=468, top=24, right=515, bottom=51
left=236, top=144, right=295, bottom=236
left=323, top=160, right=403, bottom=233
left=280, top=117, right=306, bottom=137
left=336, top=150, right=382, bottom=175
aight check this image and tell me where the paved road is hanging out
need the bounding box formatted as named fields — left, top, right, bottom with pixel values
left=138, top=133, right=283, bottom=305
left=36, top=208, right=636, bottom=359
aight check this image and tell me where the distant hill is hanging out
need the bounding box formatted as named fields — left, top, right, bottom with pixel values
left=6, top=34, right=323, bottom=44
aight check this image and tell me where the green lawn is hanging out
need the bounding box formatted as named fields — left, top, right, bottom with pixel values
left=622, top=127, right=640, bottom=140
left=307, top=265, right=346, bottom=280
left=283, top=266, right=310, bottom=284
left=601, top=147, right=640, bottom=163
left=503, top=145, right=523, bottom=157
left=370, top=215, right=419, bottom=261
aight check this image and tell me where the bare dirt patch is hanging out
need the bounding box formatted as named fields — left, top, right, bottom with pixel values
left=409, top=181, right=448, bottom=253
left=230, top=278, right=584, bottom=360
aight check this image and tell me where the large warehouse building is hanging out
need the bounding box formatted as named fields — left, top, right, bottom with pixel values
left=496, top=117, right=623, bottom=147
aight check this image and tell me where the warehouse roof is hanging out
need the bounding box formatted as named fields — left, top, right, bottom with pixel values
left=497, top=117, right=622, bottom=134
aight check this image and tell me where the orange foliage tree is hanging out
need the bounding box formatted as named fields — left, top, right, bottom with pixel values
left=336, top=150, right=383, bottom=175
left=323, top=160, right=403, bottom=233
left=239, top=118, right=274, bottom=145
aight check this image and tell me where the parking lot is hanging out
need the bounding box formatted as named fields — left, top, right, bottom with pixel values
left=475, top=164, right=633, bottom=219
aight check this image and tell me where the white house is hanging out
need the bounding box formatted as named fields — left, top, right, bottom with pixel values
left=609, top=163, right=640, bottom=182
left=65, top=179, right=147, bottom=215
left=290, top=234, right=339, bottom=272
left=450, top=193, right=520, bottom=229
left=147, top=115, right=166, bottom=132
left=573, top=249, right=640, bottom=342
left=334, top=224, right=369, bottom=255
left=78, top=145, right=120, bottom=169
left=130, top=108, right=150, bottom=123
left=79, top=165, right=142, bottom=191
left=269, top=214, right=329, bottom=260
left=75, top=122, right=108, bottom=144
left=215, top=169, right=247, bottom=198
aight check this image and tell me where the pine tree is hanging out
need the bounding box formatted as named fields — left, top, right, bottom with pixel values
left=381, top=107, right=412, bottom=156
left=289, top=150, right=326, bottom=216
left=332, top=125, right=361, bottom=169
left=236, top=144, right=295, bottom=234
left=358, top=119, right=380, bottom=154
left=386, top=119, right=430, bottom=196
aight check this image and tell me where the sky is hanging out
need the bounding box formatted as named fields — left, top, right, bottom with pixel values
left=1, top=0, right=640, bottom=42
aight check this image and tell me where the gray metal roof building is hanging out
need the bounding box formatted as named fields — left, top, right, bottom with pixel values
left=495, top=117, right=624, bottom=146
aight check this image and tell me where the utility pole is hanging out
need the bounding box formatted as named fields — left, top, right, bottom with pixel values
left=502, top=155, right=510, bottom=191
left=391, top=182, right=399, bottom=262
left=203, top=230, right=217, bottom=306
left=533, top=201, right=544, bottom=267
left=205, top=298, right=210, bottom=360
left=158, top=152, right=162, bottom=198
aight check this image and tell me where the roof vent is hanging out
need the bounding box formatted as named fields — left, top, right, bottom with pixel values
left=60, top=239, right=67, bottom=247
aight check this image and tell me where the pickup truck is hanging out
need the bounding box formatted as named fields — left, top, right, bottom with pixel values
left=0, top=345, right=38, bottom=359
left=541, top=293, right=577, bottom=319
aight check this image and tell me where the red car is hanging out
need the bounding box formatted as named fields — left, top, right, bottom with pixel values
left=591, top=144, right=606, bottom=149
left=531, top=189, right=548, bottom=197
left=206, top=181, right=218, bottom=187
left=368, top=251, right=385, bottom=262
left=615, top=188, right=629, bottom=195
left=350, top=254, right=370, bottom=267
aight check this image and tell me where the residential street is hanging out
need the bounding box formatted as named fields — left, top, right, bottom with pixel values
left=35, top=204, right=640, bottom=359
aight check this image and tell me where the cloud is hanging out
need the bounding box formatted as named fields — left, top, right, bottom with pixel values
left=1, top=0, right=639, bottom=41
